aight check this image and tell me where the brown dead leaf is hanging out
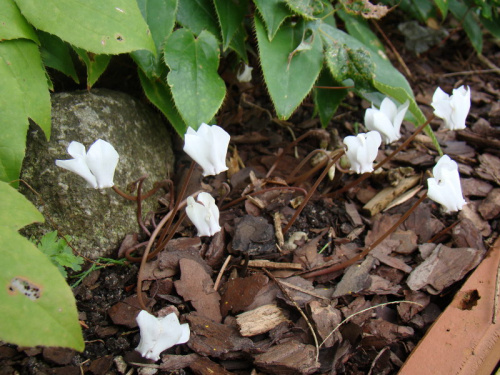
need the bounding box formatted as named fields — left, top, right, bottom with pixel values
left=397, top=290, right=430, bottom=322
left=108, top=294, right=155, bottom=328
left=459, top=201, right=491, bottom=237
left=175, top=258, right=222, bottom=323
left=333, top=257, right=374, bottom=298
left=220, top=273, right=269, bottom=316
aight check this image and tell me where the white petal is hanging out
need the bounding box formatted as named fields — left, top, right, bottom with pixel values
left=449, top=86, right=470, bottom=130
left=86, top=139, right=119, bottom=189
left=177, top=323, right=191, bottom=345
left=427, top=155, right=466, bottom=212
left=431, top=87, right=453, bottom=128
left=186, top=196, right=212, bottom=237
left=371, top=111, right=399, bottom=143
left=67, top=141, right=87, bottom=158
left=237, top=64, right=253, bottom=83
left=55, top=158, right=98, bottom=188
left=136, top=310, right=162, bottom=361
left=208, top=125, right=230, bottom=175
left=184, top=130, right=216, bottom=176
left=392, top=100, right=409, bottom=136
left=364, top=108, right=376, bottom=132
left=379, top=98, right=398, bottom=121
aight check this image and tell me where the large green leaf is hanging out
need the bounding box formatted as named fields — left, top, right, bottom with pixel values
left=449, top=0, right=483, bottom=54
left=319, top=23, right=426, bottom=125
left=285, top=0, right=323, bottom=19
left=256, top=16, right=323, bottom=119
left=336, top=10, right=385, bottom=54
left=433, top=0, right=448, bottom=18
left=0, top=181, right=84, bottom=350
left=176, top=0, right=220, bottom=38
left=0, top=39, right=51, bottom=183
left=38, top=31, right=79, bottom=83
left=253, top=0, right=292, bottom=41
left=14, top=0, right=155, bottom=55
left=138, top=69, right=188, bottom=136
left=0, top=0, right=38, bottom=42
left=164, top=29, right=225, bottom=130
left=214, top=0, right=249, bottom=51
left=73, top=47, right=111, bottom=89
left=131, top=0, right=177, bottom=79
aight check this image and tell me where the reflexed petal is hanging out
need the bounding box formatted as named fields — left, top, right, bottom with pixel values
left=379, top=97, right=397, bottom=121
left=86, top=139, right=119, bottom=189
left=449, top=86, right=470, bottom=130
left=431, top=87, right=453, bottom=128
left=393, top=100, right=410, bottom=136
left=427, top=155, right=466, bottom=212
left=178, top=323, right=191, bottom=344
left=371, top=111, right=398, bottom=144
left=208, top=125, right=230, bottom=175
left=67, top=141, right=87, bottom=158
left=56, top=158, right=98, bottom=188
left=343, top=131, right=381, bottom=174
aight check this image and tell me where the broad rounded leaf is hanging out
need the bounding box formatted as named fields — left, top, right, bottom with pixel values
left=0, top=39, right=51, bottom=183
left=14, top=0, right=155, bottom=55
left=131, top=0, right=177, bottom=78
left=164, top=29, right=225, bottom=130
left=0, top=0, right=38, bottom=42
left=256, top=16, right=323, bottom=119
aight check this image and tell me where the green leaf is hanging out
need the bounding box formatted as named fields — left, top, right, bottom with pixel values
left=314, top=68, right=347, bottom=128
left=449, top=0, right=483, bottom=53
left=38, top=31, right=79, bottom=83
left=214, top=0, right=249, bottom=51
left=164, top=29, right=226, bottom=130
left=285, top=0, right=324, bottom=19
left=0, top=0, right=39, bottom=42
left=0, top=181, right=43, bottom=229
left=255, top=16, right=323, bottom=119
left=481, top=13, right=500, bottom=39
left=131, top=0, right=177, bottom=79
left=319, top=23, right=426, bottom=125
left=73, top=47, right=111, bottom=89
left=0, top=39, right=51, bottom=184
left=138, top=69, right=188, bottom=136
left=336, top=10, right=385, bottom=54
left=253, top=0, right=292, bottom=41
left=433, top=0, right=448, bottom=18
left=176, top=0, right=220, bottom=37
left=13, top=0, right=155, bottom=55
left=229, top=26, right=249, bottom=63
left=0, top=181, right=84, bottom=350
left=324, top=40, right=375, bottom=91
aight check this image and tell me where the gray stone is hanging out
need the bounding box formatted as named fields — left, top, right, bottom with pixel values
left=20, top=89, right=175, bottom=259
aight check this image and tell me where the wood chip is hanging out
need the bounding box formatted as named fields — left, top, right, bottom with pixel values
left=247, top=259, right=303, bottom=270
left=237, top=304, right=288, bottom=336
left=363, top=175, right=421, bottom=216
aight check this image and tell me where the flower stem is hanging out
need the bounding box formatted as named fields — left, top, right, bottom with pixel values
left=283, top=150, right=345, bottom=235
left=326, top=116, right=434, bottom=199
left=302, top=192, right=427, bottom=279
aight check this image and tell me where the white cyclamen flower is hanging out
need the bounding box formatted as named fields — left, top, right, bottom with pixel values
left=55, top=139, right=119, bottom=189
left=427, top=155, right=466, bottom=213
left=344, top=131, right=382, bottom=174
left=431, top=86, right=470, bottom=130
left=186, top=192, right=221, bottom=237
left=364, top=98, right=409, bottom=144
left=136, top=310, right=190, bottom=361
left=183, top=123, right=230, bottom=177
left=237, top=64, right=253, bottom=83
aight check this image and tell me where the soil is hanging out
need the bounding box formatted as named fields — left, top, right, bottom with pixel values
left=1, top=10, right=499, bottom=375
